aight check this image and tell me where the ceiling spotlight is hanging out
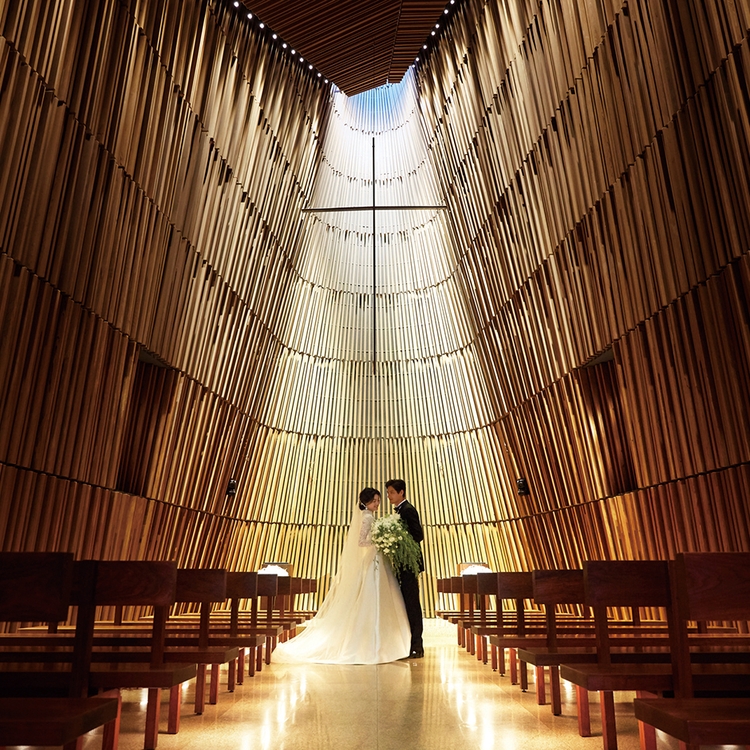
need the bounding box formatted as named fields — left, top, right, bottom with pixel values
left=444, top=8, right=449, bottom=12
left=435, top=23, right=440, bottom=28
left=423, top=44, right=427, bottom=49
left=291, top=49, right=296, bottom=54
left=233, top=1, right=239, bottom=6
left=259, top=22, right=264, bottom=28
left=317, top=72, right=321, bottom=77
left=324, top=78, right=328, bottom=83
left=272, top=33, right=277, bottom=39
left=309, top=64, right=313, bottom=69
left=282, top=42, right=287, bottom=48
left=431, top=30, right=435, bottom=35
left=247, top=12, right=252, bottom=18
left=299, top=57, right=304, bottom=62
left=415, top=57, right=419, bottom=62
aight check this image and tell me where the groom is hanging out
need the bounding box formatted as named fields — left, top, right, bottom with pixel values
left=386, top=478, right=424, bottom=658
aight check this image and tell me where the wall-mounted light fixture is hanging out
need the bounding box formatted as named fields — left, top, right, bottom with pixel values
left=516, top=477, right=530, bottom=496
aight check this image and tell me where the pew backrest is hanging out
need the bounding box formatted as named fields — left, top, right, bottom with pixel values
left=226, top=572, right=258, bottom=601
left=497, top=572, right=533, bottom=600
left=0, top=552, right=74, bottom=623
left=93, top=561, right=177, bottom=667
left=532, top=569, right=585, bottom=605
left=176, top=568, right=227, bottom=648
left=0, top=553, right=98, bottom=698
left=584, top=560, right=670, bottom=664
left=584, top=560, right=669, bottom=608
left=670, top=552, right=750, bottom=697
left=95, top=561, right=176, bottom=607
left=175, top=569, right=227, bottom=604
left=675, top=552, right=750, bottom=622
left=532, top=569, right=585, bottom=649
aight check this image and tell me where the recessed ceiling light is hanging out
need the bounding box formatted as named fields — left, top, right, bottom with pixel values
left=299, top=57, right=304, bottom=62
left=317, top=72, right=321, bottom=77
left=423, top=44, right=427, bottom=49
left=282, top=42, right=287, bottom=48
left=444, top=8, right=449, bottom=12
left=259, top=22, right=264, bottom=28
left=233, top=1, right=239, bottom=6
left=308, top=64, right=313, bottom=69
left=324, top=79, right=328, bottom=83
left=431, top=30, right=435, bottom=35
left=291, top=49, right=296, bottom=54
left=247, top=12, right=252, bottom=18
left=435, top=23, right=440, bottom=28
left=272, top=33, right=277, bottom=39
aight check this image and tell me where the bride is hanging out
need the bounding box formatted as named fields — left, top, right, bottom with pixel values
left=272, top=487, right=411, bottom=664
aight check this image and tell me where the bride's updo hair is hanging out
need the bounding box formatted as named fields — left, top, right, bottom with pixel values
left=358, top=487, right=380, bottom=510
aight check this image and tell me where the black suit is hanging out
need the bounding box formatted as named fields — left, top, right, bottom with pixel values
left=395, top=500, right=423, bottom=652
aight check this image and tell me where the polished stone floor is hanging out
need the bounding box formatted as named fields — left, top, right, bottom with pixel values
left=22, top=619, right=740, bottom=750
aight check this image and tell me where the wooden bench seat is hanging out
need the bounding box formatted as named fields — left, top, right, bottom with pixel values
left=0, top=696, right=117, bottom=747
left=490, top=569, right=593, bottom=696
left=634, top=697, right=750, bottom=745
left=634, top=552, right=750, bottom=750
left=560, top=560, right=750, bottom=750
left=0, top=553, right=119, bottom=750
left=85, top=560, right=197, bottom=750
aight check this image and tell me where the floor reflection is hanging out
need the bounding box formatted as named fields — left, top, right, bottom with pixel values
left=65, top=618, right=658, bottom=750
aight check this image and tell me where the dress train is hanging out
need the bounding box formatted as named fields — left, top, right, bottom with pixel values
left=272, top=508, right=411, bottom=664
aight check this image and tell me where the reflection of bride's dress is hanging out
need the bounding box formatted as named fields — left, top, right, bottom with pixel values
left=273, top=508, right=411, bottom=664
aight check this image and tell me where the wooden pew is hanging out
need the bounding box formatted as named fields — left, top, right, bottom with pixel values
left=556, top=561, right=674, bottom=748
left=168, top=572, right=307, bottom=677
left=451, top=573, right=545, bottom=657
left=436, top=577, right=468, bottom=645
left=467, top=571, right=501, bottom=662
left=219, top=571, right=277, bottom=678
left=471, top=572, right=542, bottom=676
left=562, top=559, right=750, bottom=749
left=23, top=567, right=239, bottom=712
left=166, top=569, right=239, bottom=715
left=527, top=569, right=592, bottom=697
left=87, top=561, right=196, bottom=750
left=285, top=577, right=317, bottom=621
left=0, top=553, right=118, bottom=750
left=184, top=571, right=280, bottom=679
left=490, top=570, right=595, bottom=694
left=435, top=577, right=452, bottom=617
left=634, top=552, right=750, bottom=749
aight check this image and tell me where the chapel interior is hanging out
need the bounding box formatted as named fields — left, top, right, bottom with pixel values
left=1, top=0, right=750, bottom=746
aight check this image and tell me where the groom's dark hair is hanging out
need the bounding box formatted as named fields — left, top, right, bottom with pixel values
left=359, top=487, right=380, bottom=510
left=385, top=479, right=406, bottom=495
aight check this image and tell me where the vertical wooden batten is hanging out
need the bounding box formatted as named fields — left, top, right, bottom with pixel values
left=1, top=0, right=750, bottom=621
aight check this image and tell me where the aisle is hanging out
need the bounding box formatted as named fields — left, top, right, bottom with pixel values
left=87, top=619, right=653, bottom=750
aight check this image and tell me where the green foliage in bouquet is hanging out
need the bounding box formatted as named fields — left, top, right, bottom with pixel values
left=371, top=515, right=421, bottom=580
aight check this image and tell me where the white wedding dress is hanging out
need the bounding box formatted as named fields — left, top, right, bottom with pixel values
left=272, top=507, right=411, bottom=664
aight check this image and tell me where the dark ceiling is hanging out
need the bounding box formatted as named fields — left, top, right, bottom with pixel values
left=241, top=0, right=452, bottom=96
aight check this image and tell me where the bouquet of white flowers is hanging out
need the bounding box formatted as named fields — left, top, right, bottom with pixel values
left=371, top=515, right=421, bottom=580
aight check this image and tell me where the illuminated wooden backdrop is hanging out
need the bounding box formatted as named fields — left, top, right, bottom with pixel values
left=1, top=0, right=749, bottom=616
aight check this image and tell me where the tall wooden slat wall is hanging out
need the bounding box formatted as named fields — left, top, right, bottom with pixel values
left=0, top=0, right=333, bottom=583
left=2, top=0, right=749, bottom=620
left=411, top=0, right=750, bottom=597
